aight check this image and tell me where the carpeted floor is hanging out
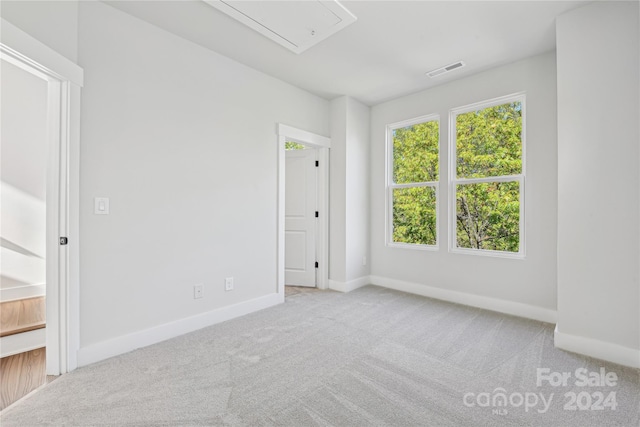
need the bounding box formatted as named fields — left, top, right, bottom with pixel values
left=1, top=285, right=638, bottom=426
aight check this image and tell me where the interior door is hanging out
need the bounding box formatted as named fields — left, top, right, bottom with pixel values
left=285, top=148, right=317, bottom=287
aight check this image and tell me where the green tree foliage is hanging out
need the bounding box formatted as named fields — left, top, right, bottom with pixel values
left=455, top=102, right=522, bottom=252
left=456, top=182, right=520, bottom=251
left=285, top=141, right=306, bottom=150
left=392, top=120, right=439, bottom=245
left=390, top=102, right=522, bottom=252
left=456, top=102, right=522, bottom=179
left=393, top=187, right=437, bottom=245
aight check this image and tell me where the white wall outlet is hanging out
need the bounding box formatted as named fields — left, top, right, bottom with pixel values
left=225, top=277, right=234, bottom=291
left=194, top=284, right=203, bottom=299
left=362, top=256, right=367, bottom=266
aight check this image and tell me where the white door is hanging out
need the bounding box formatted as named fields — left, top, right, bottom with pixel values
left=285, top=148, right=317, bottom=287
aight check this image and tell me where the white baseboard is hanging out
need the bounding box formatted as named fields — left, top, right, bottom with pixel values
left=0, top=328, right=46, bottom=358
left=369, top=275, right=557, bottom=324
left=329, top=276, right=371, bottom=293
left=77, top=293, right=281, bottom=367
left=554, top=326, right=640, bottom=369
left=1, top=284, right=46, bottom=302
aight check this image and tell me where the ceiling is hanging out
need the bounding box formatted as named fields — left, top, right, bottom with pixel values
left=104, top=1, right=589, bottom=106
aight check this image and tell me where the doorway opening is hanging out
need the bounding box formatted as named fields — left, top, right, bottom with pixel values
left=0, top=55, right=49, bottom=410
left=277, top=124, right=330, bottom=299
left=0, top=20, right=83, bottom=409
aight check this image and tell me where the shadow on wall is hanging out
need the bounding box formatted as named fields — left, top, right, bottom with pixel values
left=0, top=182, right=45, bottom=292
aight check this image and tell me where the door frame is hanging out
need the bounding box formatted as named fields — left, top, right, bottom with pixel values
left=1, top=19, right=83, bottom=374
left=277, top=124, right=330, bottom=297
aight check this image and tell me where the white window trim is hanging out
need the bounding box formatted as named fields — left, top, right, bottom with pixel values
left=386, top=114, right=440, bottom=250
left=448, top=93, right=526, bottom=259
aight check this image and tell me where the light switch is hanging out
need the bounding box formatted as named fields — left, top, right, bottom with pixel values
left=94, top=197, right=110, bottom=215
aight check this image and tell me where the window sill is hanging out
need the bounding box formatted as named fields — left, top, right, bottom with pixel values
left=449, top=247, right=526, bottom=260
left=387, top=242, right=439, bottom=252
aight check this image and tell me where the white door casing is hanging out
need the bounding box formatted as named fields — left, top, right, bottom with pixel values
left=277, top=123, right=330, bottom=297
left=285, top=148, right=317, bottom=287
left=1, top=19, right=83, bottom=374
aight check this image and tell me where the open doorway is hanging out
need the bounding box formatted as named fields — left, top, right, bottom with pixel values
left=0, top=53, right=49, bottom=411
left=0, top=20, right=83, bottom=409
left=277, top=124, right=330, bottom=299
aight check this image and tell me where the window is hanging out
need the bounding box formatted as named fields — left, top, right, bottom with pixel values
left=387, top=115, right=439, bottom=248
left=285, top=141, right=307, bottom=150
left=450, top=94, right=525, bottom=256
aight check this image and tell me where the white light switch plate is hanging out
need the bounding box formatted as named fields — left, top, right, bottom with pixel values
left=94, top=197, right=110, bottom=215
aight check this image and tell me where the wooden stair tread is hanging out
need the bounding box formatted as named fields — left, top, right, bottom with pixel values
left=0, top=321, right=46, bottom=337
left=0, top=296, right=46, bottom=338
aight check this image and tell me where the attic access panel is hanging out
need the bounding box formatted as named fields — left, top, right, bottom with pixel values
left=204, top=0, right=357, bottom=54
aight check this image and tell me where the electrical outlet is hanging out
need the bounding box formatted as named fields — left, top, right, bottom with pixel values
left=225, top=277, right=234, bottom=291
left=194, top=284, right=203, bottom=299
left=362, top=256, right=367, bottom=266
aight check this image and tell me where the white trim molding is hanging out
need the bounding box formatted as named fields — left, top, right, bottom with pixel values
left=78, top=293, right=280, bottom=367
left=328, top=276, right=371, bottom=293
left=0, top=19, right=83, bottom=86
left=0, top=284, right=46, bottom=302
left=554, top=326, right=640, bottom=369
left=369, top=275, right=557, bottom=324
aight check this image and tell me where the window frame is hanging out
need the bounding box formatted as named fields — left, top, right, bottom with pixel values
left=386, top=114, right=440, bottom=250
left=448, top=93, right=526, bottom=259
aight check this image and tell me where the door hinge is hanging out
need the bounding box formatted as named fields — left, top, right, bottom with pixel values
left=315, top=160, right=319, bottom=167
left=315, top=211, right=319, bottom=218
left=60, top=237, right=68, bottom=246
left=315, top=261, right=319, bottom=268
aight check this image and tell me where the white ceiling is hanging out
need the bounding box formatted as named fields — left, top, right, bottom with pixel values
left=104, top=0, right=590, bottom=106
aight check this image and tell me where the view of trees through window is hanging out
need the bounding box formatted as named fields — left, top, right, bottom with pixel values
left=454, top=100, right=523, bottom=253
left=285, top=141, right=306, bottom=150
left=390, top=118, right=439, bottom=246
left=388, top=98, right=524, bottom=254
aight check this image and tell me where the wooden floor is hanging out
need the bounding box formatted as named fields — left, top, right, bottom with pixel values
left=0, top=347, right=46, bottom=411
left=0, top=296, right=46, bottom=337
left=0, top=296, right=47, bottom=411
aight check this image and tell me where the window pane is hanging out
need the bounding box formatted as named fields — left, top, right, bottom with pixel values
left=393, top=120, right=439, bottom=183
left=285, top=141, right=306, bottom=150
left=456, top=101, right=522, bottom=179
left=456, top=181, right=520, bottom=252
left=392, top=186, right=437, bottom=245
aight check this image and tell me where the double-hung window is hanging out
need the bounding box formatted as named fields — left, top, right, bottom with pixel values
left=387, top=115, right=439, bottom=248
left=449, top=94, right=525, bottom=256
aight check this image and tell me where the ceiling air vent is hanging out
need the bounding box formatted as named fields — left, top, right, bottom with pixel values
left=426, top=61, right=466, bottom=78
left=204, top=0, right=357, bottom=54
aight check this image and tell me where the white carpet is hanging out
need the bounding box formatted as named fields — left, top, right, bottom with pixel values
left=1, top=285, right=639, bottom=426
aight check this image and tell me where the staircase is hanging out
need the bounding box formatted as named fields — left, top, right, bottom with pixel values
left=0, top=296, right=46, bottom=359
left=0, top=296, right=47, bottom=411
left=1, top=296, right=46, bottom=338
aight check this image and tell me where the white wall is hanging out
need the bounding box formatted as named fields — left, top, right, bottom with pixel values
left=345, top=99, right=371, bottom=282
left=77, top=1, right=329, bottom=351
left=329, top=98, right=348, bottom=283
left=329, top=96, right=371, bottom=289
left=0, top=59, right=48, bottom=293
left=556, top=1, right=639, bottom=367
left=0, top=0, right=78, bottom=62
left=370, top=53, right=558, bottom=320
